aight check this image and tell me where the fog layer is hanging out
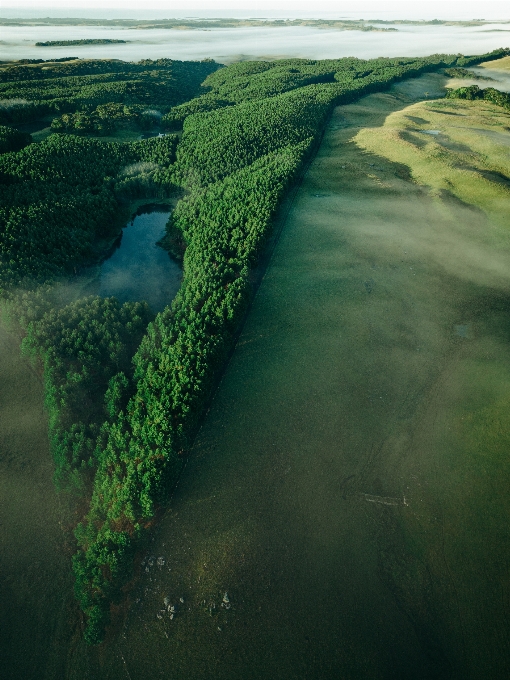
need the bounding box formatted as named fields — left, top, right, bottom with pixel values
left=1, top=23, right=510, bottom=62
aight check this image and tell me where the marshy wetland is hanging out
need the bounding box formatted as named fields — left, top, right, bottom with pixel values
left=2, top=61, right=510, bottom=678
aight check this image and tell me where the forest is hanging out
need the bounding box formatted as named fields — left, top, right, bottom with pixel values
left=445, top=83, right=510, bottom=109
left=0, top=47, right=508, bottom=644
left=0, top=57, right=219, bottom=125
left=36, top=39, right=129, bottom=46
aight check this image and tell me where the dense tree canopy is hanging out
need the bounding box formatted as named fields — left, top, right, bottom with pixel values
left=0, top=124, right=31, bottom=153
left=445, top=83, right=510, bottom=109
left=0, top=57, right=220, bottom=124
left=22, top=296, right=152, bottom=486
left=0, top=133, right=178, bottom=287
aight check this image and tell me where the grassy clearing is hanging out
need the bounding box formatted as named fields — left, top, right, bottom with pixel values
left=346, top=92, right=510, bottom=677
left=480, top=55, right=510, bottom=71
left=355, top=98, right=510, bottom=231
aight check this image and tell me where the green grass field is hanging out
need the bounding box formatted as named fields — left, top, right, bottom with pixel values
left=356, top=98, right=510, bottom=231
left=0, top=320, right=76, bottom=679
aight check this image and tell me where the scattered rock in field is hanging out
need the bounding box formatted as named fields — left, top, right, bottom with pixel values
left=221, top=592, right=231, bottom=609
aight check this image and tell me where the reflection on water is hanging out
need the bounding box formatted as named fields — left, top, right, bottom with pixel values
left=99, top=208, right=181, bottom=312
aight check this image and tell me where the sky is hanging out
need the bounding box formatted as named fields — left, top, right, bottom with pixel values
left=0, top=1, right=509, bottom=20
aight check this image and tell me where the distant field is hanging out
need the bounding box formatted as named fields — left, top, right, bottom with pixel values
left=480, top=55, right=510, bottom=70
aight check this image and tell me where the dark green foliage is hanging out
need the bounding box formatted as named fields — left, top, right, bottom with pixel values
left=129, top=134, right=179, bottom=166
left=445, top=84, right=510, bottom=110
left=443, top=67, right=493, bottom=80
left=172, top=53, right=508, bottom=188
left=36, top=39, right=127, bottom=47
left=50, top=103, right=160, bottom=134
left=0, top=124, right=31, bottom=153
left=72, top=145, right=308, bottom=639
left=162, top=50, right=508, bottom=131
left=454, top=48, right=510, bottom=67
left=0, top=134, right=130, bottom=285
left=5, top=48, right=508, bottom=643
left=105, top=372, right=130, bottom=420
left=22, top=296, right=152, bottom=485
left=173, top=88, right=331, bottom=186
left=72, top=48, right=510, bottom=643
left=2, top=284, right=58, bottom=328
left=114, top=135, right=180, bottom=200
left=0, top=133, right=179, bottom=286
left=0, top=58, right=220, bottom=125
left=161, top=95, right=232, bottom=129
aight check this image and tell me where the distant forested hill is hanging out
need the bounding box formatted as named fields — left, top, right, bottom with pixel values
left=0, top=57, right=219, bottom=124
left=36, top=39, right=128, bottom=46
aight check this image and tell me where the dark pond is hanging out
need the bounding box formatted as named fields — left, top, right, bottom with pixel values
left=99, top=206, right=182, bottom=312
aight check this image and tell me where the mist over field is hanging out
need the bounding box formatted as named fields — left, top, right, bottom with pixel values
left=1, top=18, right=510, bottom=62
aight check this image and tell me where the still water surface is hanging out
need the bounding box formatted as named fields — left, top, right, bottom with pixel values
left=99, top=208, right=181, bottom=312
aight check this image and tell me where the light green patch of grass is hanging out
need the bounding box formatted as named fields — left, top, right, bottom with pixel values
left=479, top=55, right=510, bottom=71
left=355, top=99, right=510, bottom=232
